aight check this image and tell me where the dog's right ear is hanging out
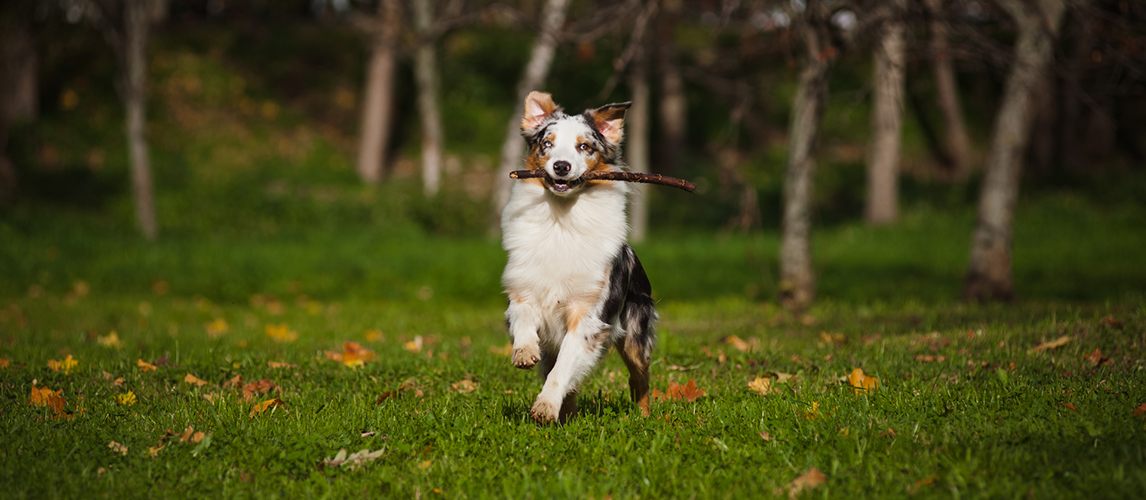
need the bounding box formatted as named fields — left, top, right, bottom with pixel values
left=521, top=91, right=558, bottom=130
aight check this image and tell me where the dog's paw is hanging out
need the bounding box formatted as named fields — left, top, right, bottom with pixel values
left=512, top=344, right=540, bottom=370
left=530, top=399, right=560, bottom=424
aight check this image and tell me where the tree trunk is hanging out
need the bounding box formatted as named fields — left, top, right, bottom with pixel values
left=627, top=34, right=651, bottom=243
left=864, top=1, right=906, bottom=225
left=492, top=0, right=572, bottom=216
left=356, top=0, right=400, bottom=184
left=0, top=0, right=38, bottom=202
left=656, top=0, right=686, bottom=174
left=412, top=0, right=443, bottom=196
left=924, top=0, right=972, bottom=178
left=125, top=0, right=158, bottom=240
left=779, top=6, right=833, bottom=310
left=963, top=0, right=1067, bottom=302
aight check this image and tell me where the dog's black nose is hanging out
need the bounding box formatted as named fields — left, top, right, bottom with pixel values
left=552, top=161, right=571, bottom=177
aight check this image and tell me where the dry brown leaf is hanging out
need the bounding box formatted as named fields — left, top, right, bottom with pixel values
left=915, top=354, right=947, bottom=363
left=723, top=335, right=750, bottom=352
left=451, top=379, right=477, bottom=393
left=223, top=374, right=243, bottom=388
left=184, top=373, right=211, bottom=387
left=323, top=448, right=386, bottom=470
left=137, top=359, right=158, bottom=372
left=1133, top=403, right=1146, bottom=418
left=1028, top=335, right=1071, bottom=353
left=759, top=431, right=773, bottom=442
left=748, top=377, right=778, bottom=396
left=1062, top=403, right=1078, bottom=412
left=108, top=441, right=128, bottom=456
left=652, top=380, right=705, bottom=402
left=785, top=467, right=826, bottom=499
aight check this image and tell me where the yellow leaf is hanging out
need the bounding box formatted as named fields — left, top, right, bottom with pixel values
left=184, top=373, right=211, bottom=387
left=418, top=459, right=432, bottom=469
left=748, top=376, right=776, bottom=396
left=847, top=368, right=879, bottom=395
left=249, top=398, right=285, bottom=418
left=137, top=359, right=157, bottom=372
left=267, top=360, right=297, bottom=369
left=0, top=358, right=9, bottom=369
left=1027, top=335, right=1071, bottom=353
left=48, top=354, right=78, bottom=374
left=404, top=336, right=424, bottom=352
left=205, top=318, right=229, bottom=338
left=97, top=332, right=122, bottom=348
left=117, top=391, right=137, bottom=406
left=108, top=441, right=128, bottom=456
left=265, top=323, right=298, bottom=343
left=31, top=385, right=66, bottom=414
left=364, top=329, right=384, bottom=342
left=804, top=401, right=821, bottom=420
left=149, top=445, right=164, bottom=457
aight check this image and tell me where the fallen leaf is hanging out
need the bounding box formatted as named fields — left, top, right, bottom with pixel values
left=149, top=445, right=164, bottom=457
left=323, top=448, right=386, bottom=470
left=819, top=332, right=846, bottom=346
left=451, top=379, right=477, bottom=393
left=205, top=318, right=229, bottom=338
left=137, top=359, right=157, bottom=372
left=803, top=401, right=821, bottom=420
left=404, top=336, right=424, bottom=352
left=241, top=378, right=280, bottom=402
left=267, top=360, right=296, bottom=369
left=418, top=459, right=432, bottom=469
left=1133, top=404, right=1146, bottom=418
left=222, top=374, right=243, bottom=388
left=759, top=431, right=773, bottom=442
left=265, top=323, right=298, bottom=343
left=108, top=441, right=128, bottom=456
left=116, top=391, right=137, bottom=406
left=847, top=368, right=879, bottom=395
left=249, top=398, right=285, bottom=418
left=1084, top=348, right=1111, bottom=368
left=723, top=335, right=750, bottom=352
left=1027, top=335, right=1071, bottom=353
left=653, top=379, right=705, bottom=402
left=915, top=354, right=946, bottom=363
left=364, top=330, right=384, bottom=342
left=488, top=344, right=512, bottom=357
left=184, top=373, right=211, bottom=387
left=31, top=385, right=66, bottom=415
left=1062, top=402, right=1078, bottom=412
left=48, top=354, right=78, bottom=374
left=785, top=467, right=826, bottom=499
left=748, top=376, right=778, bottom=396
left=97, top=332, right=122, bottom=348
left=0, top=358, right=9, bottom=369
left=324, top=341, right=376, bottom=368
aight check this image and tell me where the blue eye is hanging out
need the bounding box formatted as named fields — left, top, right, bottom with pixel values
left=543, top=140, right=553, bottom=148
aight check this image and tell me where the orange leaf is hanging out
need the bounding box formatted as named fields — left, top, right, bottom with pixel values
left=325, top=341, right=376, bottom=368
left=451, top=379, right=477, bottom=393
left=48, top=354, right=78, bottom=374
left=847, top=368, right=879, bottom=395
left=654, top=379, right=706, bottom=402
left=0, top=358, right=9, bottom=369
left=222, top=374, right=243, bottom=388
left=785, top=467, right=826, bottom=499
left=184, top=373, right=211, bottom=387
left=1133, top=403, right=1146, bottom=418
left=137, top=359, right=158, bottom=372
left=31, top=385, right=66, bottom=414
left=249, top=398, right=285, bottom=418
left=1084, top=348, right=1111, bottom=368
left=1062, top=402, right=1078, bottom=412
left=723, top=335, right=750, bottom=352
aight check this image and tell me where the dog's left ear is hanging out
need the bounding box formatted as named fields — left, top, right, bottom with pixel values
left=589, top=102, right=631, bottom=144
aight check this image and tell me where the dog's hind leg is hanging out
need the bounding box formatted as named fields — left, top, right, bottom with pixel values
left=616, top=250, right=658, bottom=417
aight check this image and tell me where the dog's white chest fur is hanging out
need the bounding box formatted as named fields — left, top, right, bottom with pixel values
left=501, top=181, right=629, bottom=343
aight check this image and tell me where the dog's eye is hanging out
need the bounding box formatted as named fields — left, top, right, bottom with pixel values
left=578, top=143, right=592, bottom=153
left=543, top=140, right=553, bottom=148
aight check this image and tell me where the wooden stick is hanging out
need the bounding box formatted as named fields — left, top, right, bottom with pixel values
left=509, top=169, right=696, bottom=193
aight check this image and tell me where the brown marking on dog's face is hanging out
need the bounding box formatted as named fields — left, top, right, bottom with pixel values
left=520, top=132, right=556, bottom=187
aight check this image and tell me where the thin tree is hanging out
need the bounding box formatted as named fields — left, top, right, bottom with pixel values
left=355, top=0, right=401, bottom=184
left=412, top=0, right=444, bottom=196
left=779, top=0, right=835, bottom=310
left=0, top=0, right=38, bottom=202
left=123, top=0, right=158, bottom=240
left=492, top=0, right=573, bottom=216
left=656, top=0, right=686, bottom=174
left=625, top=0, right=657, bottom=242
left=923, top=0, right=972, bottom=177
left=864, top=0, right=907, bottom=225
left=963, top=0, right=1069, bottom=301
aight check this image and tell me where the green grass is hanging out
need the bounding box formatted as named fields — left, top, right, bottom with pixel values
left=3, top=199, right=1146, bottom=498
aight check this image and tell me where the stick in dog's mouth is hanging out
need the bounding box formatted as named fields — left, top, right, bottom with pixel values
left=510, top=169, right=697, bottom=193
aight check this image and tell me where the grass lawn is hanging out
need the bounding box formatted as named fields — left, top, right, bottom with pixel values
left=2, top=198, right=1145, bottom=499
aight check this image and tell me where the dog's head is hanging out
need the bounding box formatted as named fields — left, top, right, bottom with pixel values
left=519, top=91, right=630, bottom=196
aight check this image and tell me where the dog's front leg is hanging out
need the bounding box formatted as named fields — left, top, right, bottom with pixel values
left=531, top=315, right=610, bottom=423
left=506, top=300, right=541, bottom=369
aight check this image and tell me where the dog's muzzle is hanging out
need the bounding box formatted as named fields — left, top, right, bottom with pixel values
left=545, top=174, right=585, bottom=194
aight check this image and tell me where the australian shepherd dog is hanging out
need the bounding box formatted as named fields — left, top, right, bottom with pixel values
left=501, top=91, right=657, bottom=423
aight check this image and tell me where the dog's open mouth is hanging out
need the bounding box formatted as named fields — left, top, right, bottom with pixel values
left=544, top=175, right=585, bottom=194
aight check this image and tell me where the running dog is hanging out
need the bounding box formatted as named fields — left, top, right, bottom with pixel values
left=501, top=91, right=657, bottom=423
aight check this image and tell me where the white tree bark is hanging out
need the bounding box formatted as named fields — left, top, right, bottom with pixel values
left=779, top=3, right=832, bottom=310
left=963, top=0, right=1068, bottom=301
left=412, top=0, right=443, bottom=196
left=627, top=44, right=651, bottom=242
left=864, top=0, right=906, bottom=225
left=356, top=0, right=400, bottom=184
left=125, top=0, right=158, bottom=240
left=657, top=0, right=686, bottom=173
left=492, top=0, right=572, bottom=215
